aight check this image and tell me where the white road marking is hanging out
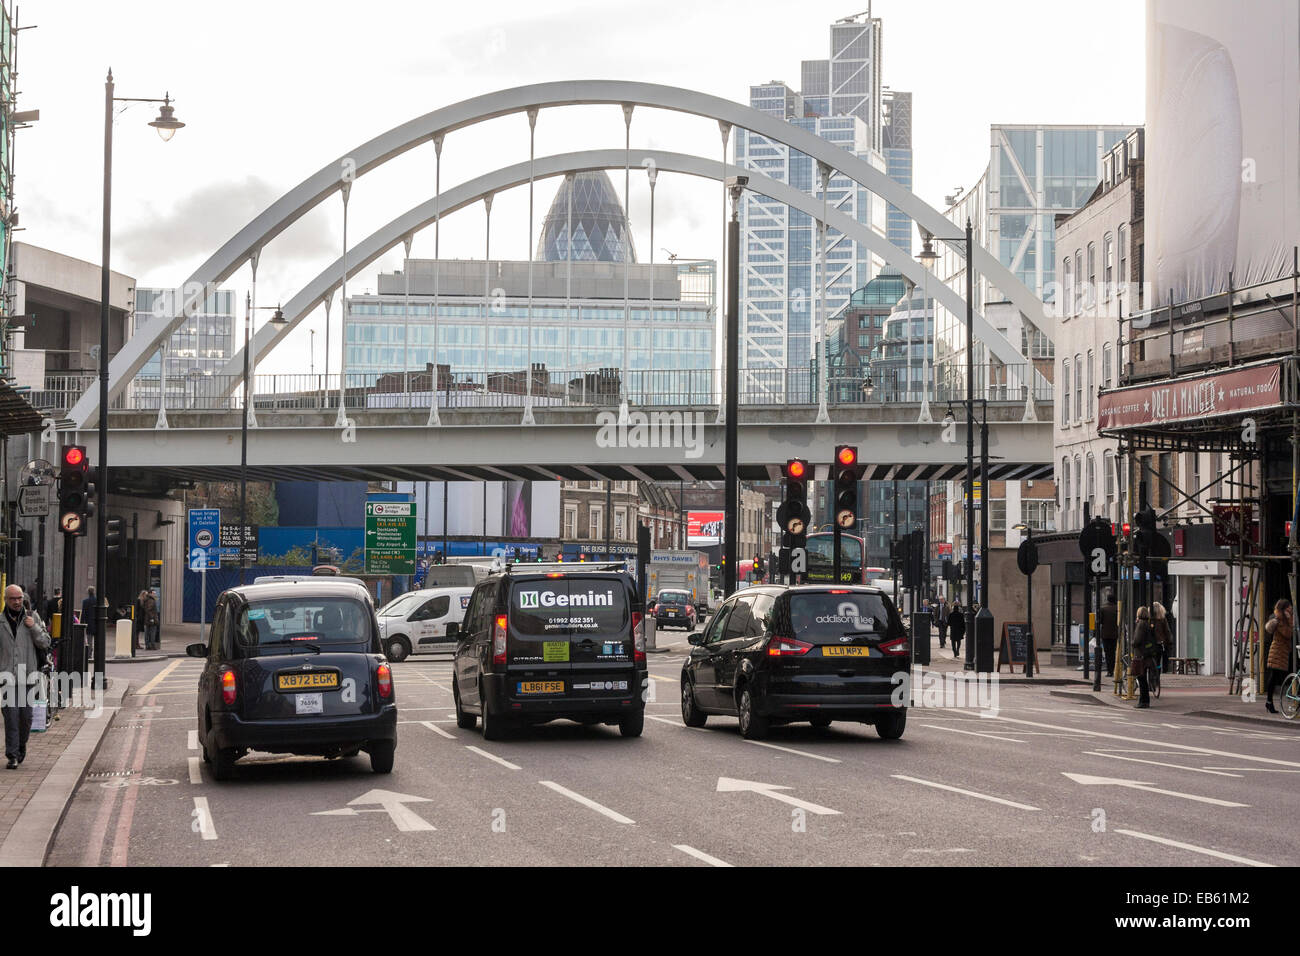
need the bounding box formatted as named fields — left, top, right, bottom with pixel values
left=466, top=745, right=520, bottom=770
left=1115, top=829, right=1275, bottom=867
left=891, top=774, right=1040, bottom=811
left=187, top=730, right=198, bottom=751
left=187, top=757, right=203, bottom=784
left=311, top=790, right=436, bottom=832
left=716, top=777, right=841, bottom=815
left=420, top=721, right=456, bottom=739
left=1061, top=773, right=1249, bottom=807
left=1083, top=751, right=1243, bottom=777
left=539, top=781, right=635, bottom=824
left=673, top=844, right=733, bottom=867
left=920, top=724, right=1026, bottom=743
left=1202, top=766, right=1300, bottom=773
left=744, top=740, right=841, bottom=764
left=647, top=715, right=685, bottom=726
left=193, top=797, right=217, bottom=840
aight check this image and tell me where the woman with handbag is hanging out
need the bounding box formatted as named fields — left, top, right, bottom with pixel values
left=1131, top=606, right=1156, bottom=708
left=1263, top=599, right=1294, bottom=714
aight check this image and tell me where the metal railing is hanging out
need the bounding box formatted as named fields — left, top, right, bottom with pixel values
left=34, top=362, right=1054, bottom=416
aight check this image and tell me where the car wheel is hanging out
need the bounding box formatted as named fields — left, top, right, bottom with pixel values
left=810, top=716, right=832, bottom=729
left=211, top=743, right=237, bottom=781
left=876, top=710, right=907, bottom=740
left=385, top=635, right=411, bottom=663
left=368, top=740, right=395, bottom=773
left=681, top=675, right=708, bottom=727
left=737, top=686, right=769, bottom=740
left=453, top=680, right=477, bottom=729
left=480, top=682, right=510, bottom=741
left=619, top=709, right=644, bottom=738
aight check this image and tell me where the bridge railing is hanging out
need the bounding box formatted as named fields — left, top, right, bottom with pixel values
left=38, top=363, right=1053, bottom=416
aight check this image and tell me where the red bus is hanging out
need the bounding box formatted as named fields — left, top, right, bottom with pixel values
left=804, top=532, right=867, bottom=584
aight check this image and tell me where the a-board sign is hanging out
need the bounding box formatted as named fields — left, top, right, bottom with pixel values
left=997, top=622, right=1038, bottom=673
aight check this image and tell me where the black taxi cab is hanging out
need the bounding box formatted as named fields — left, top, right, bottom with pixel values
left=188, top=578, right=397, bottom=779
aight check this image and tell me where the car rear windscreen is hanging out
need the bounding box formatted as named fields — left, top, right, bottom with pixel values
left=658, top=590, right=690, bottom=604
left=787, top=592, right=897, bottom=644
left=509, top=578, right=628, bottom=639
left=238, top=597, right=374, bottom=650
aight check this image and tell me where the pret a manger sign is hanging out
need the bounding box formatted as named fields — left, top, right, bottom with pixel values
left=1098, top=362, right=1281, bottom=429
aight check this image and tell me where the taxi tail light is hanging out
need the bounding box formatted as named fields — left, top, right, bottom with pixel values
left=376, top=663, right=393, bottom=699
left=767, top=636, right=813, bottom=657
left=632, top=612, right=646, bottom=663
left=879, top=637, right=910, bottom=657
left=220, top=668, right=237, bottom=705
left=492, top=614, right=508, bottom=665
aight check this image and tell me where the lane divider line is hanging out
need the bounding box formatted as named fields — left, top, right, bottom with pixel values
left=193, top=797, right=218, bottom=841
left=1082, top=751, right=1243, bottom=777
left=466, top=745, right=520, bottom=770
left=539, top=780, right=635, bottom=824
left=919, top=724, right=1026, bottom=744
left=744, top=740, right=841, bottom=764
left=891, top=774, right=1041, bottom=811
left=421, top=721, right=456, bottom=739
left=1114, top=828, right=1273, bottom=867
left=673, top=844, right=733, bottom=867
left=187, top=730, right=198, bottom=751
left=188, top=757, right=203, bottom=784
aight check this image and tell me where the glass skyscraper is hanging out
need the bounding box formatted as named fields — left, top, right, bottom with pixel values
left=133, top=287, right=236, bottom=406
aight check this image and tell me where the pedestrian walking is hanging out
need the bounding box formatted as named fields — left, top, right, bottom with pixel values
left=947, top=600, right=965, bottom=658
left=1131, top=606, right=1159, bottom=708
left=1263, top=599, right=1294, bottom=714
left=933, top=599, right=947, bottom=648
left=0, top=585, right=51, bottom=768
left=1099, top=590, right=1119, bottom=678
left=143, top=589, right=160, bottom=650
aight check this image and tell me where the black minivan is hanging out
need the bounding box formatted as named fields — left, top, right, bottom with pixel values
left=190, top=579, right=397, bottom=780
left=452, top=565, right=647, bottom=739
left=681, top=584, right=910, bottom=740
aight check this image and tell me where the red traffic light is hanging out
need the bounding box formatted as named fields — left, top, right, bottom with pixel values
left=63, top=447, right=85, bottom=467
left=786, top=459, right=807, bottom=479
left=836, top=445, right=857, bottom=468
left=1121, top=522, right=1131, bottom=536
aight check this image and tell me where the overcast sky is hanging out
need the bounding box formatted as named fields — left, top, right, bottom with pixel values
left=15, top=0, right=1144, bottom=372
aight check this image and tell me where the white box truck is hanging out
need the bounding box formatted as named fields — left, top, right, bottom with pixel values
left=647, top=550, right=712, bottom=616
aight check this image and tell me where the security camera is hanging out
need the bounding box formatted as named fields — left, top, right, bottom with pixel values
left=726, top=175, right=749, bottom=190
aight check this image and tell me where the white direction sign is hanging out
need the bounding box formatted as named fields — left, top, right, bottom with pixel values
left=1061, top=772, right=1249, bottom=808
left=715, top=777, right=841, bottom=815
left=310, top=789, right=436, bottom=831
left=18, top=485, right=49, bottom=518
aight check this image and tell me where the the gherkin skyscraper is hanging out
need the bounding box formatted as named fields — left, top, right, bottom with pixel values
left=536, top=171, right=637, bottom=263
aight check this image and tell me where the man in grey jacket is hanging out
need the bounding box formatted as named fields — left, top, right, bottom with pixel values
left=0, top=584, right=51, bottom=768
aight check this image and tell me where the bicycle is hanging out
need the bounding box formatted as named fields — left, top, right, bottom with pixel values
left=1280, top=641, right=1300, bottom=720
left=1149, top=651, right=1162, bottom=700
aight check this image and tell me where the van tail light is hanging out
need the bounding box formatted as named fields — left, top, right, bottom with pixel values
left=377, top=662, right=393, bottom=699
left=492, top=614, right=508, bottom=666
left=879, top=637, right=910, bottom=657
left=632, top=612, right=646, bottom=664
left=220, top=668, right=237, bottom=705
left=767, top=636, right=813, bottom=657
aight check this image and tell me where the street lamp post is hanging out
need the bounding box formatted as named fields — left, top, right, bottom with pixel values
left=723, top=176, right=744, bottom=596
left=97, top=71, right=183, bottom=681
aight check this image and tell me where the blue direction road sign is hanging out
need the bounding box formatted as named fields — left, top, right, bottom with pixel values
left=189, top=508, right=221, bottom=570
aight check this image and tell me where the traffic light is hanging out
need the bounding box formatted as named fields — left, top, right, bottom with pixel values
left=105, top=516, right=124, bottom=555
left=58, top=445, right=90, bottom=536
left=832, top=446, right=861, bottom=529
left=778, top=458, right=811, bottom=576
left=1135, top=505, right=1158, bottom=554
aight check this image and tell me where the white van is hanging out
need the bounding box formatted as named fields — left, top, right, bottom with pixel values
left=377, top=586, right=474, bottom=661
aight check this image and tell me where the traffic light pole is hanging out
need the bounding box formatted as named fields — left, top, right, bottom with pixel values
left=723, top=181, right=741, bottom=596
left=964, top=219, right=976, bottom=671
left=95, top=72, right=113, bottom=688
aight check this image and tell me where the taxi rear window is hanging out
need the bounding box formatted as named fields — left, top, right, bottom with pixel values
left=787, top=592, right=898, bottom=644
left=237, top=597, right=373, bottom=650
left=508, top=577, right=628, bottom=639
left=658, top=591, right=691, bottom=604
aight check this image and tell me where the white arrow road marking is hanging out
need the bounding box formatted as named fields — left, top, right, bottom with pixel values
left=193, top=797, right=217, bottom=841
left=673, top=844, right=733, bottom=867
left=744, top=740, right=841, bottom=763
left=420, top=720, right=455, bottom=739
left=1061, top=773, right=1249, bottom=807
left=1083, top=751, right=1243, bottom=777
left=1115, top=829, right=1275, bottom=867
left=310, top=789, right=436, bottom=832
left=187, top=757, right=203, bottom=784
left=539, top=781, right=635, bottom=824
left=715, top=777, right=841, bottom=815
left=920, top=724, right=1026, bottom=743
left=466, top=745, right=520, bottom=770
left=891, top=775, right=1040, bottom=811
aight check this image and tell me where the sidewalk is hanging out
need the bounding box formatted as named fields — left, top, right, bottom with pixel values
left=0, top=675, right=129, bottom=866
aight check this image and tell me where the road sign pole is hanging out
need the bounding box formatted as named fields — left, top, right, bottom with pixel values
left=200, top=565, right=206, bottom=647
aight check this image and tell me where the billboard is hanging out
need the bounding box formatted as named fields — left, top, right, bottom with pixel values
left=687, top=511, right=724, bottom=547
left=1147, top=0, right=1300, bottom=305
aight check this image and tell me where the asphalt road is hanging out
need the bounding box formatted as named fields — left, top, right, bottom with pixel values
left=47, top=637, right=1300, bottom=867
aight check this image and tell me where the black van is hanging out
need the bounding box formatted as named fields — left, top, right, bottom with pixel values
left=452, top=564, right=647, bottom=740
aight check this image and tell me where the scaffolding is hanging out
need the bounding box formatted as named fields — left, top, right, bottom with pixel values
left=1101, top=256, right=1300, bottom=697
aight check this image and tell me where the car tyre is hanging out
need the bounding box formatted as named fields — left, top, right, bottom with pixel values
left=385, top=635, right=411, bottom=663
left=619, top=709, right=644, bottom=738
left=480, top=682, right=510, bottom=742
left=368, top=740, right=395, bottom=773
left=211, top=743, right=237, bottom=781
left=681, top=675, right=707, bottom=727
left=876, top=710, right=907, bottom=740
left=453, top=680, right=477, bottom=729
left=810, top=716, right=832, bottom=729
left=737, top=686, right=770, bottom=740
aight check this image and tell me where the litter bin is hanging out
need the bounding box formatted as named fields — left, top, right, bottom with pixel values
left=910, top=612, right=931, bottom=665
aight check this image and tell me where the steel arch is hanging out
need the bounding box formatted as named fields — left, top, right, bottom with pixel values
left=72, top=80, right=1051, bottom=427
